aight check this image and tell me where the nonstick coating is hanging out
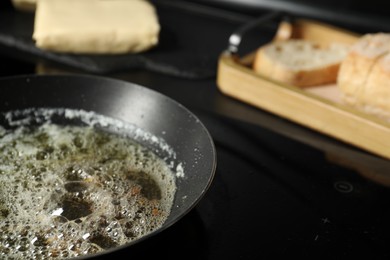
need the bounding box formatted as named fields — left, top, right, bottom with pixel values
left=0, top=74, right=217, bottom=259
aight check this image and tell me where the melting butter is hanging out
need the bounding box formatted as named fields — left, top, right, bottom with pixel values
left=0, top=122, right=176, bottom=259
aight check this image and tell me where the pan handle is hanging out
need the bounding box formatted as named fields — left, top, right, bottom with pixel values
left=226, top=11, right=293, bottom=56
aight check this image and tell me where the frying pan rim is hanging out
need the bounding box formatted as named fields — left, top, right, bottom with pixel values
left=0, top=73, right=217, bottom=259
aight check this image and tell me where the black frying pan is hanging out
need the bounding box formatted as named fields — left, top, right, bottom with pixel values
left=0, top=74, right=217, bottom=259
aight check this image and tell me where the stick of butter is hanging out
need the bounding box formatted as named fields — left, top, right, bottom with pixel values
left=33, top=0, right=160, bottom=54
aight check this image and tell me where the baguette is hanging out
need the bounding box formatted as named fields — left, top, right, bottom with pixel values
left=253, top=39, right=349, bottom=87
left=337, top=33, right=390, bottom=120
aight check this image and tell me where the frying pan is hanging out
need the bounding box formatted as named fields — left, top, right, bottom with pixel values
left=0, top=74, right=217, bottom=259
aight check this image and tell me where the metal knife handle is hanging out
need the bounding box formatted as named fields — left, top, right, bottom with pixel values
left=227, top=11, right=292, bottom=55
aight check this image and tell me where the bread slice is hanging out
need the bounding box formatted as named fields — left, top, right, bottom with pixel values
left=253, top=39, right=349, bottom=87
left=337, top=33, right=390, bottom=119
left=33, top=0, right=160, bottom=54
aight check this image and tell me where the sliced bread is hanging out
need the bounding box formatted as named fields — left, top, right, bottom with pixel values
left=253, top=39, right=349, bottom=87
left=337, top=33, right=390, bottom=120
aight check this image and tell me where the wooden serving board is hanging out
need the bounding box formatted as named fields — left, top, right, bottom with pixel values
left=217, top=18, right=390, bottom=160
